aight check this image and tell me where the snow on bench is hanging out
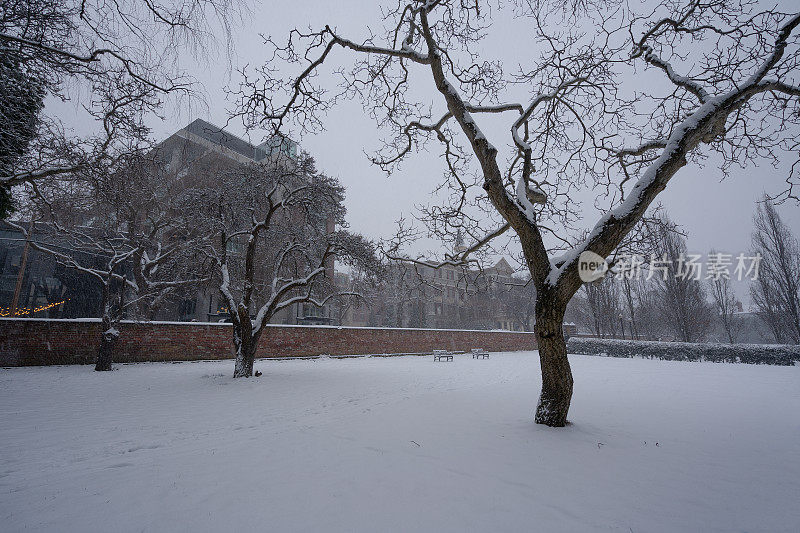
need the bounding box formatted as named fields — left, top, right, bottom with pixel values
left=432, top=350, right=454, bottom=362
left=471, top=348, right=489, bottom=359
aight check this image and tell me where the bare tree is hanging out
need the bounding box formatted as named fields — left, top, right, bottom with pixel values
left=619, top=276, right=639, bottom=340
left=235, top=1, right=800, bottom=425
left=751, top=273, right=788, bottom=343
left=7, top=144, right=206, bottom=370
left=707, top=251, right=740, bottom=343
left=630, top=279, right=666, bottom=341
left=645, top=215, right=714, bottom=342
left=572, top=274, right=662, bottom=340
left=582, top=277, right=623, bottom=338
left=751, top=197, right=800, bottom=343
left=501, top=277, right=537, bottom=331
left=380, top=263, right=424, bottom=327
left=188, top=157, right=376, bottom=378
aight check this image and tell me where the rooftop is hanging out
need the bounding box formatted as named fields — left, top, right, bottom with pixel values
left=180, top=119, right=298, bottom=162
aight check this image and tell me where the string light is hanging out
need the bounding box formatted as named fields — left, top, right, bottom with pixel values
left=0, top=299, right=70, bottom=317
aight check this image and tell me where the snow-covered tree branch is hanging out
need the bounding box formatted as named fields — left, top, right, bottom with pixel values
left=235, top=0, right=800, bottom=425
left=6, top=143, right=211, bottom=370
left=184, top=156, right=377, bottom=377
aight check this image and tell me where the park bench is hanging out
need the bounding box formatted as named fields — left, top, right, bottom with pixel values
left=471, top=348, right=490, bottom=359
left=433, top=350, right=454, bottom=362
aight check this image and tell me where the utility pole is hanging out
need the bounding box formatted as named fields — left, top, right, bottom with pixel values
left=10, top=220, right=34, bottom=317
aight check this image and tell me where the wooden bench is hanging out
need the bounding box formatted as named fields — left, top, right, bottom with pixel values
left=471, top=348, right=490, bottom=359
left=433, top=350, right=454, bottom=362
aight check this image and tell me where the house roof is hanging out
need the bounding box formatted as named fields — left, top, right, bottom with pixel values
left=491, top=257, right=513, bottom=274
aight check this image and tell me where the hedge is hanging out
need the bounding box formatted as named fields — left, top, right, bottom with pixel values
left=567, top=337, right=800, bottom=366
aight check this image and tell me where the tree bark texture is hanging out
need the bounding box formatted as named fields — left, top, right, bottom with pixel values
left=533, top=294, right=572, bottom=427
left=232, top=319, right=257, bottom=378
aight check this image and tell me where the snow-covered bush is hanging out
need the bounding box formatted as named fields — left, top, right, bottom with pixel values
left=567, top=338, right=799, bottom=366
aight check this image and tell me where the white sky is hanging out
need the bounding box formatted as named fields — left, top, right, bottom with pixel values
left=49, top=0, right=800, bottom=305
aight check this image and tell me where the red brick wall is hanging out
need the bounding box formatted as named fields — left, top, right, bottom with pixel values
left=0, top=318, right=537, bottom=366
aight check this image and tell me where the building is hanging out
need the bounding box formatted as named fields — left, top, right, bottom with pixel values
left=0, top=221, right=111, bottom=319
left=336, top=257, right=531, bottom=331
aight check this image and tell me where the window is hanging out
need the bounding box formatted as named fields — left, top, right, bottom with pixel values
left=300, top=303, right=328, bottom=318
left=225, top=236, right=245, bottom=256
left=179, top=299, right=197, bottom=318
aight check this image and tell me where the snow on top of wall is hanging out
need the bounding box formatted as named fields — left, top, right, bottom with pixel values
left=0, top=317, right=535, bottom=334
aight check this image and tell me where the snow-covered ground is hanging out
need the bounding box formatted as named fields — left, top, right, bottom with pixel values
left=1, top=352, right=798, bottom=532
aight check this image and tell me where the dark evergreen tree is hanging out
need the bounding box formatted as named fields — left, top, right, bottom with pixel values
left=0, top=52, right=44, bottom=218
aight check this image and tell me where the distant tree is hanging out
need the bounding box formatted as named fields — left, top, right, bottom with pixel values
left=383, top=264, right=419, bottom=327
left=630, top=278, right=669, bottom=341
left=501, top=277, right=537, bottom=332
left=707, top=251, right=741, bottom=343
left=619, top=276, right=639, bottom=340
left=605, top=212, right=677, bottom=341
left=646, top=216, right=714, bottom=342
left=236, top=1, right=800, bottom=425
left=751, top=198, right=800, bottom=343
left=583, top=277, right=622, bottom=338
left=752, top=274, right=788, bottom=343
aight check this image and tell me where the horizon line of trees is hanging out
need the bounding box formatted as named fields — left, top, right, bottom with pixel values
left=565, top=202, right=799, bottom=345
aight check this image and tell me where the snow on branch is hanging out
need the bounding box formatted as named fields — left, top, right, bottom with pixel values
left=635, top=43, right=710, bottom=102
left=236, top=0, right=799, bottom=305
left=549, top=11, right=800, bottom=291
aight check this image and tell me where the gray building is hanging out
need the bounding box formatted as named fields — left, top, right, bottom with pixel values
left=336, top=257, right=530, bottom=331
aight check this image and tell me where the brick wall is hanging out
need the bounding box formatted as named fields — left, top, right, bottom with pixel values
left=0, top=318, right=537, bottom=367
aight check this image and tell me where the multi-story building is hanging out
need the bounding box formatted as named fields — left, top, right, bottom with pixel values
left=336, top=257, right=531, bottom=331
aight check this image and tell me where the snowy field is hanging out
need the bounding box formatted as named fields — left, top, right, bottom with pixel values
left=1, top=352, right=799, bottom=532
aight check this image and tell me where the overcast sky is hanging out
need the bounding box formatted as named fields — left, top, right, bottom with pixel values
left=52, top=0, right=799, bottom=305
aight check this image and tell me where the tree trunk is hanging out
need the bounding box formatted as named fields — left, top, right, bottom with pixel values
left=534, top=294, right=573, bottom=427
left=722, top=316, right=734, bottom=344
left=96, top=305, right=118, bottom=372
left=232, top=318, right=257, bottom=378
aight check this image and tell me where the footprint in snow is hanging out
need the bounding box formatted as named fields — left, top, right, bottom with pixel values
left=107, top=462, right=135, bottom=469
left=126, top=444, right=162, bottom=453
